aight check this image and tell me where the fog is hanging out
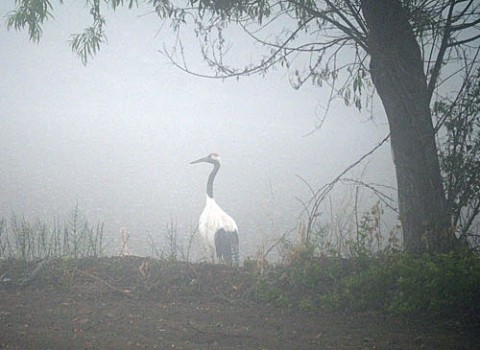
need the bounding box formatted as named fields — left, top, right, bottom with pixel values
left=0, top=3, right=396, bottom=258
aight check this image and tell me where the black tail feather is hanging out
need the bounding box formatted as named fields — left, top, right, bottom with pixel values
left=214, top=229, right=239, bottom=265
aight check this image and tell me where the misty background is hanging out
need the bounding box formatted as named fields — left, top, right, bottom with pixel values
left=0, top=2, right=395, bottom=258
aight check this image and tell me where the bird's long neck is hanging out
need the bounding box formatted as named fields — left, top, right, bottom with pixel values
left=206, top=162, right=220, bottom=199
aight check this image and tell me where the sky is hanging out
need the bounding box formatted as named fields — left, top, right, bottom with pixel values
left=0, top=2, right=396, bottom=258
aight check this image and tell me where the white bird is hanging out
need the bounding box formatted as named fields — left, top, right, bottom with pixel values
left=191, top=153, right=239, bottom=265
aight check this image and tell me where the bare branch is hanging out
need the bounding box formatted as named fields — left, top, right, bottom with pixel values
left=448, top=33, right=480, bottom=47
left=300, top=134, right=391, bottom=235
left=427, top=0, right=456, bottom=99
left=287, top=0, right=368, bottom=51
left=160, top=15, right=317, bottom=79
left=340, top=178, right=398, bottom=213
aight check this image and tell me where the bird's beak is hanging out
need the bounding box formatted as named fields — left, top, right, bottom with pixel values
left=190, top=156, right=209, bottom=164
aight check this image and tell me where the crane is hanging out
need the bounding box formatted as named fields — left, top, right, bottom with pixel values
left=191, top=153, right=239, bottom=265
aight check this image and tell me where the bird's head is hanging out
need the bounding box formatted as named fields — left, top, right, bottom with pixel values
left=190, top=153, right=221, bottom=165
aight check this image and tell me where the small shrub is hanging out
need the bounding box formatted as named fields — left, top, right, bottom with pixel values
left=336, top=252, right=480, bottom=321
left=299, top=297, right=316, bottom=312
left=389, top=253, right=480, bottom=318
left=339, top=258, right=397, bottom=310
left=255, top=278, right=291, bottom=308
left=262, top=245, right=480, bottom=324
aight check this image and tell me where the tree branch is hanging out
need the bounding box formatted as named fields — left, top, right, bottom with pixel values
left=301, top=133, right=391, bottom=235
left=288, top=0, right=368, bottom=51
left=427, top=0, right=456, bottom=99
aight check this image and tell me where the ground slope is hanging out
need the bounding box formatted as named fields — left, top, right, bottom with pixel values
left=0, top=257, right=477, bottom=349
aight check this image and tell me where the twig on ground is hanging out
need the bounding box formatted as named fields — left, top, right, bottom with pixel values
left=21, top=258, right=52, bottom=286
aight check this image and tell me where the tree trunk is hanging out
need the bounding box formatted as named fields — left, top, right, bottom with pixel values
left=361, top=0, right=455, bottom=254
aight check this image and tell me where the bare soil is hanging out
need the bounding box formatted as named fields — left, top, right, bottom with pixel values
left=0, top=256, right=478, bottom=349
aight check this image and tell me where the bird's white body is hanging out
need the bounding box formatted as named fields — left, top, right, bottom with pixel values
left=199, top=196, right=238, bottom=260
